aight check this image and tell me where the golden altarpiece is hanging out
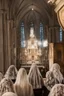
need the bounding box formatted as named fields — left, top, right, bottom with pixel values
left=20, top=28, right=42, bottom=64
left=19, top=28, right=49, bottom=76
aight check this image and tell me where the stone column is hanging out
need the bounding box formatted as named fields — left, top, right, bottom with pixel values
left=7, top=20, right=13, bottom=67
left=11, top=26, right=17, bottom=66
left=0, top=9, right=4, bottom=73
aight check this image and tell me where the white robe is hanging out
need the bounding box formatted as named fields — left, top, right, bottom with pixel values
left=28, top=64, right=44, bottom=89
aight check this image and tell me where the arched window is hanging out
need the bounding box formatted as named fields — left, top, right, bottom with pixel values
left=21, top=22, right=26, bottom=47
left=40, top=23, right=44, bottom=41
left=60, top=27, right=62, bottom=42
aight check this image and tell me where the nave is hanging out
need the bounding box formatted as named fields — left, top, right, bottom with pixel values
left=0, top=0, right=64, bottom=96
left=0, top=63, right=64, bottom=96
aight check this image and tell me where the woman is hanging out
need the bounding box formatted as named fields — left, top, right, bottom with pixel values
left=28, top=64, right=49, bottom=96
left=2, top=92, right=17, bottom=96
left=0, top=78, right=14, bottom=96
left=14, top=68, right=34, bottom=96
left=49, top=84, right=64, bottom=96
left=5, top=65, right=17, bottom=83
left=45, top=71, right=57, bottom=91
left=50, top=63, right=64, bottom=83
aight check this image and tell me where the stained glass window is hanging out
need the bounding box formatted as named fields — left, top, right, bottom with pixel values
left=21, top=22, right=26, bottom=47
left=40, top=23, right=44, bottom=41
left=60, top=27, right=62, bottom=42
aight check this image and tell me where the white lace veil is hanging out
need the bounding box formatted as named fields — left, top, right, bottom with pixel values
left=28, top=64, right=44, bottom=89
left=5, top=65, right=17, bottom=80
left=49, top=84, right=64, bottom=96
left=0, top=78, right=14, bottom=96
left=14, top=68, right=34, bottom=96
left=2, top=92, right=17, bottom=96
left=45, top=71, right=56, bottom=91
left=50, top=63, right=63, bottom=83
left=15, top=68, right=28, bottom=85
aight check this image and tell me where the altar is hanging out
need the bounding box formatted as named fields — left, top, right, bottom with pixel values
left=24, top=27, right=42, bottom=64
left=19, top=27, right=49, bottom=77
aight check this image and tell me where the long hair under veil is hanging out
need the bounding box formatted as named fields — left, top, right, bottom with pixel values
left=28, top=64, right=44, bottom=89
left=14, top=68, right=34, bottom=96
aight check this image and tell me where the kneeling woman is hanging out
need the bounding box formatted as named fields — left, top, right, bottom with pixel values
left=14, top=68, right=34, bottom=96
left=28, top=64, right=49, bottom=96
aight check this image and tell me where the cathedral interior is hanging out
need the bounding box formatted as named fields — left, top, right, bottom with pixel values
left=0, top=0, right=64, bottom=96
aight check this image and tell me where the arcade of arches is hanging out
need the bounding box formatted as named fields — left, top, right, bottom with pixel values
left=0, top=0, right=64, bottom=76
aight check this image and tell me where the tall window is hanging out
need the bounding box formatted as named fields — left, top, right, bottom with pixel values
left=21, top=22, right=25, bottom=47
left=40, top=23, right=44, bottom=41
left=60, top=27, right=62, bottom=42
left=30, top=22, right=34, bottom=27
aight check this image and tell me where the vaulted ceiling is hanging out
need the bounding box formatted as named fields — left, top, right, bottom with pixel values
left=7, top=0, right=53, bottom=24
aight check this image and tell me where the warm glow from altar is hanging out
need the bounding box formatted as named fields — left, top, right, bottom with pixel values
left=24, top=27, right=48, bottom=64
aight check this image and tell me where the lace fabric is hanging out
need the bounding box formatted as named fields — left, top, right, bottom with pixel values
left=45, top=71, right=58, bottom=91
left=28, top=64, right=44, bottom=89
left=0, top=78, right=14, bottom=96
left=49, top=84, right=64, bottom=96
left=5, top=65, right=17, bottom=80
left=50, top=63, right=64, bottom=83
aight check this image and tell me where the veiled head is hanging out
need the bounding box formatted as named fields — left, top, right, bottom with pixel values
left=15, top=68, right=28, bottom=85
left=49, top=84, right=64, bottom=96
left=50, top=63, right=63, bottom=83
left=28, top=64, right=43, bottom=89
left=0, top=78, right=14, bottom=95
left=2, top=92, right=17, bottom=96
left=5, top=65, right=17, bottom=81
left=14, top=68, right=34, bottom=96
left=50, top=63, right=60, bottom=72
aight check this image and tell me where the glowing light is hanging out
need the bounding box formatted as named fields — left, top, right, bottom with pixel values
left=32, top=8, right=34, bottom=10
left=30, top=28, right=35, bottom=38
left=43, top=40, right=48, bottom=47
left=38, top=41, right=42, bottom=46
left=22, top=40, right=26, bottom=47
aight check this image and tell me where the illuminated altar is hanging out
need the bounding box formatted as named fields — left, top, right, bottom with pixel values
left=19, top=27, right=48, bottom=66
left=25, top=28, right=42, bottom=64
left=19, top=27, right=49, bottom=76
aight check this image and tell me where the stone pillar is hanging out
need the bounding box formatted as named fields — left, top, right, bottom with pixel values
left=49, top=43, right=54, bottom=70
left=7, top=20, right=12, bottom=67
left=11, top=26, right=17, bottom=66
left=0, top=9, right=4, bottom=73
left=49, top=28, right=52, bottom=42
